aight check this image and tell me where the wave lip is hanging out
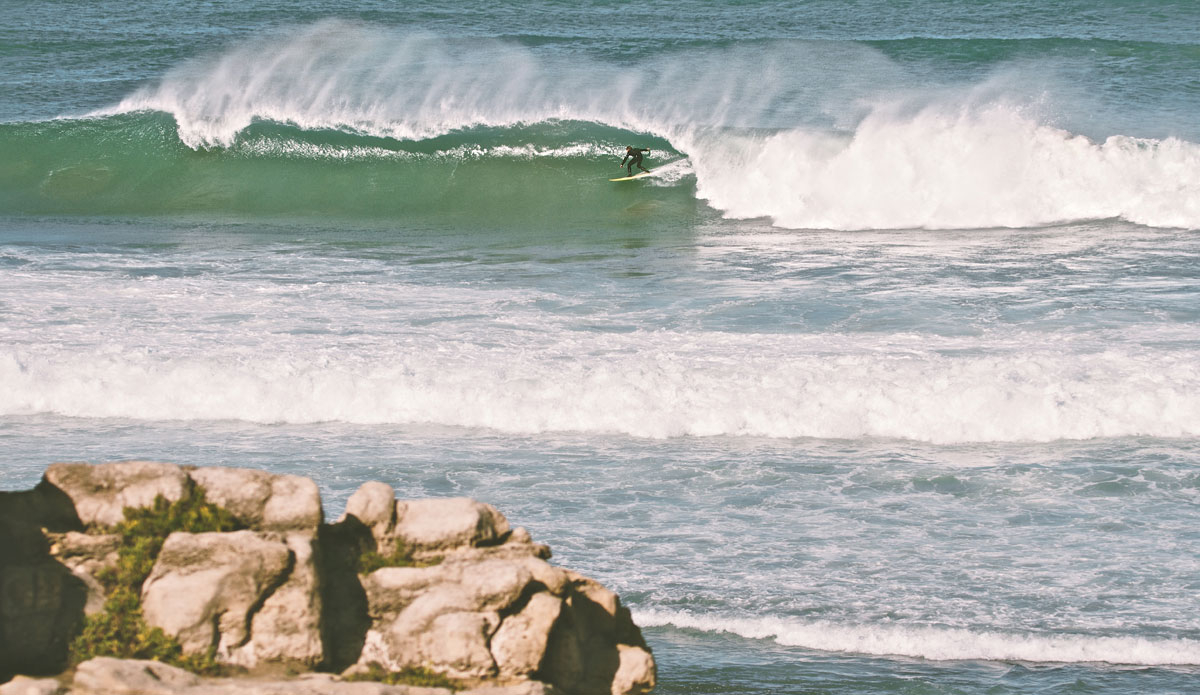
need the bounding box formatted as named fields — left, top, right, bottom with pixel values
left=636, top=610, right=1200, bottom=666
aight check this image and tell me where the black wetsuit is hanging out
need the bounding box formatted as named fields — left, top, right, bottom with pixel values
left=621, top=147, right=650, bottom=175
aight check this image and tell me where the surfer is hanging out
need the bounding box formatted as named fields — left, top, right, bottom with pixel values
left=620, top=146, right=651, bottom=176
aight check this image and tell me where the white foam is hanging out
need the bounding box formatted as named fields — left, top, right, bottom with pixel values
left=635, top=610, right=1200, bottom=665
left=232, top=138, right=612, bottom=161
left=2, top=335, right=1199, bottom=443
left=684, top=103, right=1200, bottom=230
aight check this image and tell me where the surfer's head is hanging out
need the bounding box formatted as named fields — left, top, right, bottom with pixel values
left=626, top=146, right=632, bottom=152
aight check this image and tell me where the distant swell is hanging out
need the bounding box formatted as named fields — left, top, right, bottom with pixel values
left=3, top=340, right=1199, bottom=443
left=636, top=611, right=1200, bottom=666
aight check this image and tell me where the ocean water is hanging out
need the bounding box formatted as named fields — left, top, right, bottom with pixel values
left=3, top=1, right=1200, bottom=692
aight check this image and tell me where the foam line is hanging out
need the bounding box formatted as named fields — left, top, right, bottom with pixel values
left=636, top=610, right=1200, bottom=665
left=2, top=341, right=1199, bottom=442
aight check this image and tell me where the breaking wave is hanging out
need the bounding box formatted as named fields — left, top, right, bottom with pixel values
left=3, top=20, right=1198, bottom=229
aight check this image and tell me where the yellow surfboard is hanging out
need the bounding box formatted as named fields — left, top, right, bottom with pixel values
left=610, top=170, right=654, bottom=182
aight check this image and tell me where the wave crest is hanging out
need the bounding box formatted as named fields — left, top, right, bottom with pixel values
left=45, top=20, right=1200, bottom=230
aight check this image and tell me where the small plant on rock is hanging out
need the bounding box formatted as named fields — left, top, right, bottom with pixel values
left=69, top=489, right=240, bottom=673
left=345, top=663, right=463, bottom=690
left=357, top=538, right=443, bottom=574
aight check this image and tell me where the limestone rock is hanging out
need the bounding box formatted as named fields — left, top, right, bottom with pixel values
left=343, top=482, right=397, bottom=549
left=491, top=592, right=563, bottom=676
left=227, top=532, right=325, bottom=667
left=449, top=524, right=552, bottom=564
left=189, top=467, right=322, bottom=531
left=358, top=559, right=519, bottom=679
left=610, top=645, right=656, bottom=695
left=419, top=610, right=501, bottom=679
left=0, top=676, right=61, bottom=695
left=263, top=475, right=323, bottom=531
left=140, top=531, right=292, bottom=656
left=44, top=461, right=189, bottom=528
left=359, top=584, right=491, bottom=677
left=72, top=657, right=198, bottom=695
left=393, top=498, right=510, bottom=551
left=361, top=566, right=445, bottom=615
left=362, top=558, right=532, bottom=619
left=355, top=541, right=653, bottom=694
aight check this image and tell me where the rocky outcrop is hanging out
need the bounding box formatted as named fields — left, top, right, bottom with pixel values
left=0, top=461, right=655, bottom=695
left=345, top=487, right=654, bottom=693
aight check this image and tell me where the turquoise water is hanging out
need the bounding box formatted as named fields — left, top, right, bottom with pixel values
left=3, top=2, right=1200, bottom=692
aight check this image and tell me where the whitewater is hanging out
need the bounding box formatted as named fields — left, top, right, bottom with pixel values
left=3, top=3, right=1200, bottom=694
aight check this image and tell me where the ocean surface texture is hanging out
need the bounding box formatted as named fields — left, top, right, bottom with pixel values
left=3, top=1, right=1199, bottom=692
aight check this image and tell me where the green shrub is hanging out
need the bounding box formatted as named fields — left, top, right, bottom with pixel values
left=357, top=538, right=443, bottom=574
left=70, top=489, right=240, bottom=674
left=344, top=663, right=462, bottom=690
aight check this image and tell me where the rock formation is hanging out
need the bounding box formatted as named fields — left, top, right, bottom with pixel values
left=0, top=461, right=655, bottom=695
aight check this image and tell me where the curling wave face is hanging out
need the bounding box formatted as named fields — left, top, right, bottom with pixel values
left=0, top=113, right=690, bottom=223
